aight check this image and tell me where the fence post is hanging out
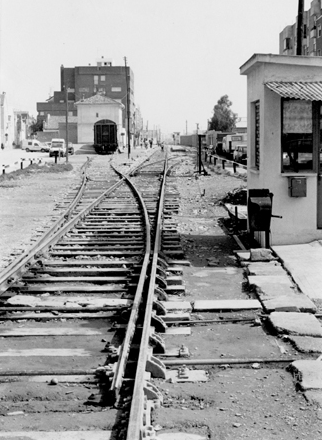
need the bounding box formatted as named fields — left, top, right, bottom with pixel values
left=222, top=160, right=226, bottom=170
left=233, top=162, right=237, bottom=173
left=214, top=157, right=217, bottom=166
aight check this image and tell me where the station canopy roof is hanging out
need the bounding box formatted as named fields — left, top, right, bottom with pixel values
left=265, top=81, right=322, bottom=101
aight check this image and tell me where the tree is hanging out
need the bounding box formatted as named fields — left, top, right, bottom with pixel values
left=209, top=95, right=238, bottom=132
left=29, top=119, right=43, bottom=134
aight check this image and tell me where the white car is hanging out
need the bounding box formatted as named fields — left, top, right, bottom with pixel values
left=21, top=139, right=48, bottom=152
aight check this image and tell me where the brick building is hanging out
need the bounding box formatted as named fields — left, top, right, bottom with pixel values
left=279, top=0, right=322, bottom=56
left=36, top=57, right=135, bottom=143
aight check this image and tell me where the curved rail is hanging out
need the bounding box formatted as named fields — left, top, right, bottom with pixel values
left=109, top=172, right=151, bottom=402
left=126, top=155, right=168, bottom=439
left=0, top=157, right=91, bottom=294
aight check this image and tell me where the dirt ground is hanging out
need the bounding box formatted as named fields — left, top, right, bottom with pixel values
left=1, top=146, right=322, bottom=438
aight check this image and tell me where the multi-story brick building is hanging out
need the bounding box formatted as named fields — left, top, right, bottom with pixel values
left=36, top=57, right=135, bottom=143
left=279, top=0, right=322, bottom=56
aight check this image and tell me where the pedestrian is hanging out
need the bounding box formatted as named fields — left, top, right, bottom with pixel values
left=1, top=143, right=4, bottom=150
left=149, top=139, right=152, bottom=148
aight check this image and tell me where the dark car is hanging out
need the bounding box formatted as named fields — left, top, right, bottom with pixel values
left=233, top=145, right=247, bottom=163
left=67, top=142, right=74, bottom=155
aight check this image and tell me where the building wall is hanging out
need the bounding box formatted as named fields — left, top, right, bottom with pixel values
left=58, top=122, right=78, bottom=144
left=279, top=1, right=322, bottom=56
left=241, top=54, right=322, bottom=245
left=76, top=104, right=123, bottom=144
left=37, top=61, right=135, bottom=133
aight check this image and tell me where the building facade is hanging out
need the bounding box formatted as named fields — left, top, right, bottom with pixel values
left=279, top=0, right=322, bottom=56
left=36, top=57, right=135, bottom=144
left=75, top=94, right=124, bottom=145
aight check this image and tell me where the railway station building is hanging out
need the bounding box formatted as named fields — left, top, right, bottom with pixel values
left=240, top=53, right=322, bottom=246
left=36, top=57, right=135, bottom=145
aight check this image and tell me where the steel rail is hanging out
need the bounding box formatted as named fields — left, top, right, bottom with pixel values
left=126, top=155, right=168, bottom=440
left=0, top=167, right=124, bottom=295
left=108, top=171, right=151, bottom=403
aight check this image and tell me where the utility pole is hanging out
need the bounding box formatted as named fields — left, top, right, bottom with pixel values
left=124, top=57, right=131, bottom=159
left=296, top=0, right=304, bottom=55
left=65, top=85, right=69, bottom=163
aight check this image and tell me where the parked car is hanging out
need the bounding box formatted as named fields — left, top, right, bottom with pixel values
left=233, top=145, right=247, bottom=163
left=49, top=139, right=74, bottom=157
left=21, top=139, right=47, bottom=152
left=67, top=142, right=75, bottom=155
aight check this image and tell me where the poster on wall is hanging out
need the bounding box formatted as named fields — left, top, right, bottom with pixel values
left=283, top=100, right=312, bottom=133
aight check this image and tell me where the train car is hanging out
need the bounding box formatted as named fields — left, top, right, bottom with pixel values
left=94, top=119, right=118, bottom=154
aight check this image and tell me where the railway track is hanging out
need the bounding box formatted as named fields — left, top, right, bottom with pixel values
left=0, top=149, right=187, bottom=439
left=1, top=146, right=321, bottom=439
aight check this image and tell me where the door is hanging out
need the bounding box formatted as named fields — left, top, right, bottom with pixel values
left=317, top=103, right=322, bottom=228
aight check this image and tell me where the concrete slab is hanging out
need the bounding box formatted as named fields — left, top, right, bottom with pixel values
left=268, top=312, right=322, bottom=337
left=255, top=284, right=297, bottom=299
left=290, top=360, right=322, bottom=390
left=0, top=432, right=111, bottom=439
left=161, top=301, right=192, bottom=312
left=248, top=275, right=293, bottom=288
left=288, top=335, right=322, bottom=353
left=166, top=369, right=208, bottom=383
left=304, top=390, right=322, bottom=407
left=235, top=251, right=250, bottom=261
left=262, top=294, right=317, bottom=313
left=247, top=262, right=285, bottom=276
left=157, top=433, right=207, bottom=440
left=165, top=327, right=191, bottom=335
left=193, top=299, right=261, bottom=311
left=273, top=242, right=322, bottom=300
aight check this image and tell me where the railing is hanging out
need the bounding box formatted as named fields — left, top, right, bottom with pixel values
left=204, top=151, right=247, bottom=174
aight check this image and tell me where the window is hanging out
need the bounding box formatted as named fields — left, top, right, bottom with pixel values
left=282, top=99, right=314, bottom=172
left=94, top=75, right=98, bottom=85
left=100, top=75, right=105, bottom=81
left=111, top=86, right=121, bottom=92
left=284, top=38, right=291, bottom=50
left=254, top=101, right=260, bottom=169
left=318, top=49, right=321, bottom=56
left=96, top=113, right=99, bottom=117
left=318, top=25, right=322, bottom=37
left=304, top=24, right=307, bottom=38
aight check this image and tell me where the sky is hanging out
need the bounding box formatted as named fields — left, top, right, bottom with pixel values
left=0, top=0, right=313, bottom=135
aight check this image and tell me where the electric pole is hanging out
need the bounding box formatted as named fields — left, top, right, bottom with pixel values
left=65, top=85, right=69, bottom=163
left=296, top=0, right=304, bottom=55
left=124, top=57, right=131, bottom=159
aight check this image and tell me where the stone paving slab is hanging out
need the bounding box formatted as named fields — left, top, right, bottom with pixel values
left=248, top=275, right=293, bottom=288
left=290, top=360, right=322, bottom=390
left=288, top=335, right=322, bottom=353
left=262, top=294, right=317, bottom=313
left=193, top=299, right=261, bottom=311
left=273, top=242, right=322, bottom=300
left=255, top=284, right=298, bottom=299
left=268, top=312, right=322, bottom=337
left=246, top=262, right=285, bottom=276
